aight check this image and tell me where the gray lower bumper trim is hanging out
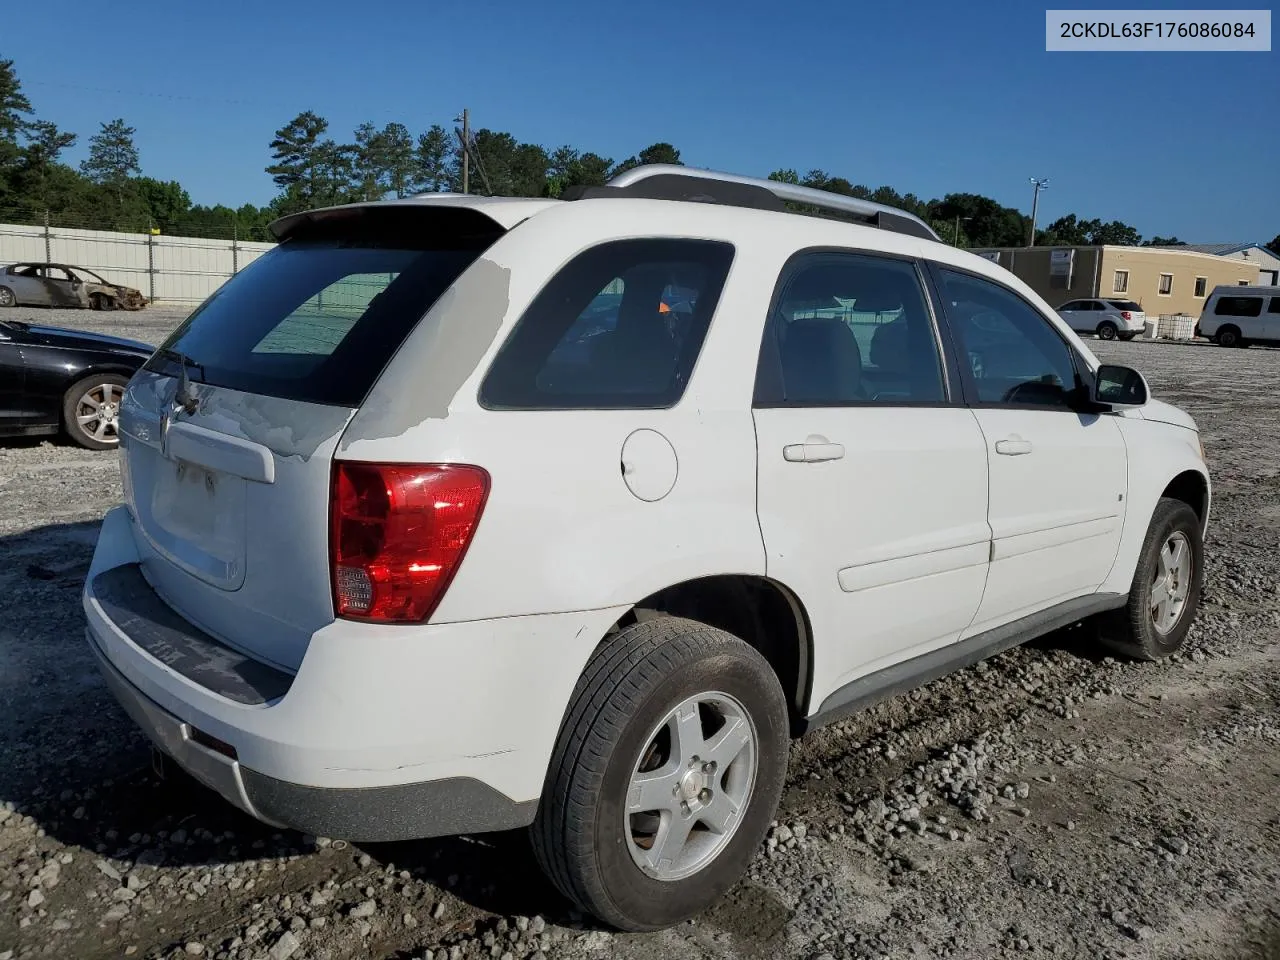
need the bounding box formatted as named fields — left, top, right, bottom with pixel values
left=240, top=769, right=538, bottom=843
left=92, top=564, right=292, bottom=706
left=88, top=627, right=538, bottom=843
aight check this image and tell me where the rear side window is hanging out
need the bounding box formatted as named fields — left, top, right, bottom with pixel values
left=753, top=253, right=946, bottom=406
left=144, top=208, right=501, bottom=407
left=480, top=239, right=734, bottom=410
left=1214, top=296, right=1263, bottom=317
left=1107, top=300, right=1141, bottom=311
left=1269, top=298, right=1280, bottom=314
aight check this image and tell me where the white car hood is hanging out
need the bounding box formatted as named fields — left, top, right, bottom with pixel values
left=1139, top=398, right=1198, bottom=432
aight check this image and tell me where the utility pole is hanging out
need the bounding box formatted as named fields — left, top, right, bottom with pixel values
left=1027, top=177, right=1050, bottom=247
left=953, top=215, right=972, bottom=247
left=455, top=109, right=470, bottom=195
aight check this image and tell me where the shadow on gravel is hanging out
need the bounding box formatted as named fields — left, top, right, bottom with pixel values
left=0, top=520, right=574, bottom=921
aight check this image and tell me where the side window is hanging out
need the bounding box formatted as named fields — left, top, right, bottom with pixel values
left=1059, top=301, right=1081, bottom=311
left=754, top=253, right=946, bottom=406
left=480, top=239, right=734, bottom=410
left=1215, top=296, right=1262, bottom=317
left=936, top=268, right=1081, bottom=409
left=1269, top=298, right=1280, bottom=314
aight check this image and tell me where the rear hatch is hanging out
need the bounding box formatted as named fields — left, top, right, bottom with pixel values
left=1106, top=299, right=1145, bottom=323
left=117, top=205, right=506, bottom=671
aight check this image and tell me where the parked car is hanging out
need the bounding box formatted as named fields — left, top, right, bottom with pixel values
left=0, top=262, right=147, bottom=311
left=1194, top=285, right=1280, bottom=347
left=0, top=319, right=153, bottom=449
left=1056, top=298, right=1146, bottom=340
left=83, top=166, right=1210, bottom=932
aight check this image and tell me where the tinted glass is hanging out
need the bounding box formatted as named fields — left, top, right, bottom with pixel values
left=144, top=235, right=493, bottom=407
left=1268, top=298, right=1280, bottom=314
left=480, top=239, right=734, bottom=410
left=1106, top=300, right=1141, bottom=311
left=755, top=254, right=945, bottom=405
left=937, top=268, right=1080, bottom=408
left=1215, top=296, right=1263, bottom=317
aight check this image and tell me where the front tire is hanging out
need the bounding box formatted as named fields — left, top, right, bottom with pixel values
left=531, top=616, right=789, bottom=932
left=1099, top=497, right=1204, bottom=660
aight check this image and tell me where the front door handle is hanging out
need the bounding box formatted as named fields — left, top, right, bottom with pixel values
left=783, top=436, right=846, bottom=463
left=994, top=436, right=1033, bottom=456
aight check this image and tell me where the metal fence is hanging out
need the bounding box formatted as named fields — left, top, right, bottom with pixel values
left=0, top=214, right=275, bottom=306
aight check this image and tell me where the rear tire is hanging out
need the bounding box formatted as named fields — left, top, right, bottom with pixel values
left=0, top=285, right=16, bottom=307
left=1097, top=321, right=1118, bottom=341
left=1099, top=497, right=1203, bottom=660
left=63, top=373, right=130, bottom=450
left=531, top=616, right=789, bottom=932
left=1216, top=325, right=1242, bottom=348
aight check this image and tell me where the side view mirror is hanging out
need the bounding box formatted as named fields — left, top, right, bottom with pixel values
left=1093, top=364, right=1148, bottom=409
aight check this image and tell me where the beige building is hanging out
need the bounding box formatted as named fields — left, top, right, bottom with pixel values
left=971, top=245, right=1256, bottom=317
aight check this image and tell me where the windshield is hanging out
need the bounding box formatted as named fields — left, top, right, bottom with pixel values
left=144, top=239, right=490, bottom=407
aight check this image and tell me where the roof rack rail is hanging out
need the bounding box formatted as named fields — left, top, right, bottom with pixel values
left=562, top=164, right=940, bottom=242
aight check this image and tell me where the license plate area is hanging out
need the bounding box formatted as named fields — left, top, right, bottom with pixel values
left=142, top=454, right=249, bottom=590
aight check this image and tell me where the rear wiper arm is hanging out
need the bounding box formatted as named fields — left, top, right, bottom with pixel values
left=157, top=347, right=205, bottom=415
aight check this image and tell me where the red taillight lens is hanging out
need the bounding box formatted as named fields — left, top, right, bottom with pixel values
left=330, top=462, right=490, bottom=623
left=1121, top=311, right=1133, bottom=321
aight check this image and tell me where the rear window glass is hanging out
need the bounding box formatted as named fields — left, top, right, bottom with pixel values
left=479, top=239, right=734, bottom=410
left=1214, top=296, right=1263, bottom=317
left=144, top=210, right=501, bottom=407
left=1106, top=300, right=1141, bottom=311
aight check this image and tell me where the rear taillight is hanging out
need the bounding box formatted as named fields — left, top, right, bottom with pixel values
left=330, top=462, right=490, bottom=623
left=1120, top=311, right=1133, bottom=321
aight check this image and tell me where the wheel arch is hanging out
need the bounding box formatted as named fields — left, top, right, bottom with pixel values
left=1162, top=468, right=1210, bottom=529
left=615, top=573, right=814, bottom=734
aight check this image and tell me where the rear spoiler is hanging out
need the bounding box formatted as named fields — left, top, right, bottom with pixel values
left=269, top=203, right=511, bottom=248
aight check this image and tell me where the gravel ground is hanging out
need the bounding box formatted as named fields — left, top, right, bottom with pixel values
left=2, top=309, right=1279, bottom=960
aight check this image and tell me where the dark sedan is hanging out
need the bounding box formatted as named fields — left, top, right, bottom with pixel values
left=1, top=319, right=154, bottom=449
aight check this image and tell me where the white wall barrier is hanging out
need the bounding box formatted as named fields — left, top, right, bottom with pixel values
left=0, top=221, right=275, bottom=306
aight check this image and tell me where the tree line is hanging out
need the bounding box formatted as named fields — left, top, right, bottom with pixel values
left=3, top=57, right=1278, bottom=255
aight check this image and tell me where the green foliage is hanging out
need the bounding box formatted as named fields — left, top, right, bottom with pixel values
left=1039, top=213, right=1143, bottom=247
left=1268, top=235, right=1280, bottom=257
left=81, top=119, right=140, bottom=193
left=1143, top=236, right=1186, bottom=247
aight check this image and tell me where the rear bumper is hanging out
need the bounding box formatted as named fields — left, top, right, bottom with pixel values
left=84, top=505, right=627, bottom=841
left=86, top=632, right=535, bottom=841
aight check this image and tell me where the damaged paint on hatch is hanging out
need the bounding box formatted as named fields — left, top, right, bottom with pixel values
left=340, top=257, right=512, bottom=447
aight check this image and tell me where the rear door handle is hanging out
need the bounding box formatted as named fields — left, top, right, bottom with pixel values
left=994, top=436, right=1033, bottom=456
left=783, top=437, right=846, bottom=463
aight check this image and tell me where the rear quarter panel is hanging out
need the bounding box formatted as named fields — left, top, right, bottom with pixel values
left=18, top=342, right=144, bottom=425
left=337, top=201, right=790, bottom=622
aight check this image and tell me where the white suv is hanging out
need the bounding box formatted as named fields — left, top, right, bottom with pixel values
left=83, top=166, right=1210, bottom=932
left=1056, top=297, right=1147, bottom=341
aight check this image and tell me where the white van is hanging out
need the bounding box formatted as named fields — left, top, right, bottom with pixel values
left=1196, top=285, right=1280, bottom=348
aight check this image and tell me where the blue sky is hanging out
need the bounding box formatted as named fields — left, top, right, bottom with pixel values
left=7, top=0, right=1277, bottom=241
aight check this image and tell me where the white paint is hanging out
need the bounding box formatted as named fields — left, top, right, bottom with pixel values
left=620, top=429, right=679, bottom=502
